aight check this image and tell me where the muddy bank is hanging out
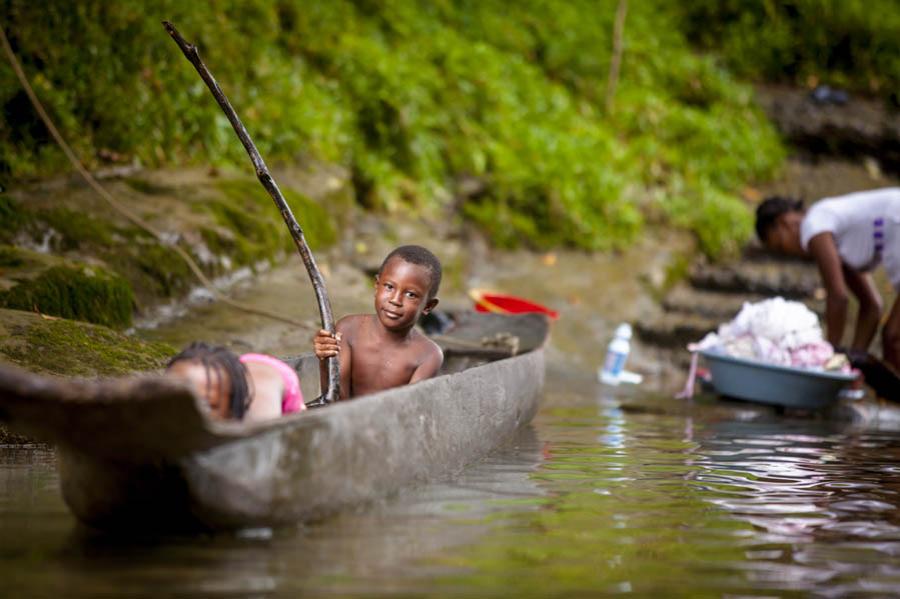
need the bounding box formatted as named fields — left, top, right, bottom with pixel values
left=0, top=161, right=350, bottom=329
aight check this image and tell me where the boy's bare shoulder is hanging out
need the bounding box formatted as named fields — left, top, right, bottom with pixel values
left=335, top=314, right=369, bottom=334
left=411, top=328, right=443, bottom=361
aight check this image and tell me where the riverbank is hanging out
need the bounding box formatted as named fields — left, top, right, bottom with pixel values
left=634, top=153, right=899, bottom=402
left=3, top=77, right=897, bottom=418
left=3, top=1, right=787, bottom=260
left=0, top=161, right=350, bottom=327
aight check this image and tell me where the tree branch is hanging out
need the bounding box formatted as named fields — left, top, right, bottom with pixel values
left=163, top=21, right=340, bottom=405
left=605, top=0, right=628, bottom=113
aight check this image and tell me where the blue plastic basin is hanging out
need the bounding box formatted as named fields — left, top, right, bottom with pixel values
left=699, top=349, right=857, bottom=409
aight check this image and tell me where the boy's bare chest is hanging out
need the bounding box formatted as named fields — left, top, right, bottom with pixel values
left=349, top=338, right=420, bottom=394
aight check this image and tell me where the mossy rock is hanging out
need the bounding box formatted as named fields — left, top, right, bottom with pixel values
left=204, top=197, right=283, bottom=267
left=0, top=307, right=175, bottom=445
left=124, top=242, right=194, bottom=300
left=216, top=179, right=337, bottom=254
left=124, top=176, right=175, bottom=196
left=0, top=308, right=174, bottom=377
left=0, top=245, right=27, bottom=268
left=36, top=206, right=117, bottom=251
left=0, top=198, right=118, bottom=252
left=1, top=172, right=339, bottom=328
left=0, top=245, right=63, bottom=299
left=0, top=264, right=134, bottom=329
left=0, top=196, right=32, bottom=242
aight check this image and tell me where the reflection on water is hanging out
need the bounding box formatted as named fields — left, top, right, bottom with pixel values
left=694, top=420, right=900, bottom=596
left=3, top=369, right=900, bottom=596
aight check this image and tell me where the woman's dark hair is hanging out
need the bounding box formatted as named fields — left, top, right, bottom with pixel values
left=755, top=196, right=804, bottom=242
left=166, top=342, right=251, bottom=420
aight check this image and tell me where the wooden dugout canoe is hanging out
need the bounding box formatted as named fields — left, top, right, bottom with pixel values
left=0, top=312, right=548, bottom=532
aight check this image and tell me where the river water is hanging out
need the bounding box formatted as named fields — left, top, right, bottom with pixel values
left=4, top=247, right=900, bottom=596
left=3, top=369, right=900, bottom=597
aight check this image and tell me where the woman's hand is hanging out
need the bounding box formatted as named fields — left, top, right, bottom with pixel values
left=314, top=329, right=342, bottom=360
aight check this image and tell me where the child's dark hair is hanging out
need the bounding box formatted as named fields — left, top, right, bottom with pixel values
left=755, top=196, right=804, bottom=242
left=166, top=342, right=251, bottom=420
left=379, top=245, right=442, bottom=299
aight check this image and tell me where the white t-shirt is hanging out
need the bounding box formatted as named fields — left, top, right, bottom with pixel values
left=800, top=188, right=900, bottom=283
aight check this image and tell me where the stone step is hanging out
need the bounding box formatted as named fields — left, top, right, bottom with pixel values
left=689, top=260, right=820, bottom=298
left=662, top=284, right=824, bottom=320
left=756, top=84, right=900, bottom=173
left=634, top=311, right=721, bottom=350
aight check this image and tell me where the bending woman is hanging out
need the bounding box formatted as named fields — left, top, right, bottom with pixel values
left=166, top=342, right=305, bottom=421
left=756, top=188, right=900, bottom=370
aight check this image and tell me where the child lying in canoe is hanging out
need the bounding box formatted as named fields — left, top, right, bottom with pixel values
left=314, top=245, right=444, bottom=399
left=166, top=342, right=304, bottom=420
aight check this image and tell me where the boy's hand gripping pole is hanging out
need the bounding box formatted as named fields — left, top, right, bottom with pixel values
left=164, top=21, right=340, bottom=405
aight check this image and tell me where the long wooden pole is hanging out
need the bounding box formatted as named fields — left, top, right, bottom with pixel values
left=163, top=21, right=339, bottom=405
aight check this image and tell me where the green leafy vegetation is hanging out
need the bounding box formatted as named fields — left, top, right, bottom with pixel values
left=675, top=0, right=900, bottom=106
left=1, top=0, right=792, bottom=258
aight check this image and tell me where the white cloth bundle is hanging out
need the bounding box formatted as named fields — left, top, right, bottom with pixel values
left=691, top=297, right=831, bottom=367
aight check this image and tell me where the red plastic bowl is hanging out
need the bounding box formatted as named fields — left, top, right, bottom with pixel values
left=469, top=289, right=559, bottom=320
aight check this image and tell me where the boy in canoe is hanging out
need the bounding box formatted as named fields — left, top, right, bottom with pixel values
left=314, top=245, right=444, bottom=399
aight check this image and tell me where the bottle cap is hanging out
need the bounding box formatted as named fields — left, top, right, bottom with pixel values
left=614, top=323, right=632, bottom=340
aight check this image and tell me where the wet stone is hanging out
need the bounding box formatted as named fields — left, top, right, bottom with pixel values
left=638, top=250, right=823, bottom=354
left=634, top=311, right=721, bottom=350
left=689, top=259, right=820, bottom=298
left=661, top=285, right=824, bottom=321
left=756, top=85, right=900, bottom=173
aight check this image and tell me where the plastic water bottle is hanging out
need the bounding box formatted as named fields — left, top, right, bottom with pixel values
left=600, top=323, right=632, bottom=386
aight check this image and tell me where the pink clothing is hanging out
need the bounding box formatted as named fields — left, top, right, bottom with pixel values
left=239, top=353, right=305, bottom=414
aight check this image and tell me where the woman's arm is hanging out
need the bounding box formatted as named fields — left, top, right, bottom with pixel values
left=841, top=265, right=883, bottom=351
left=807, top=232, right=849, bottom=347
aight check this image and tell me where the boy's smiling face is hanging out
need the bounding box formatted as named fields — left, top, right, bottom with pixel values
left=374, top=257, right=438, bottom=332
